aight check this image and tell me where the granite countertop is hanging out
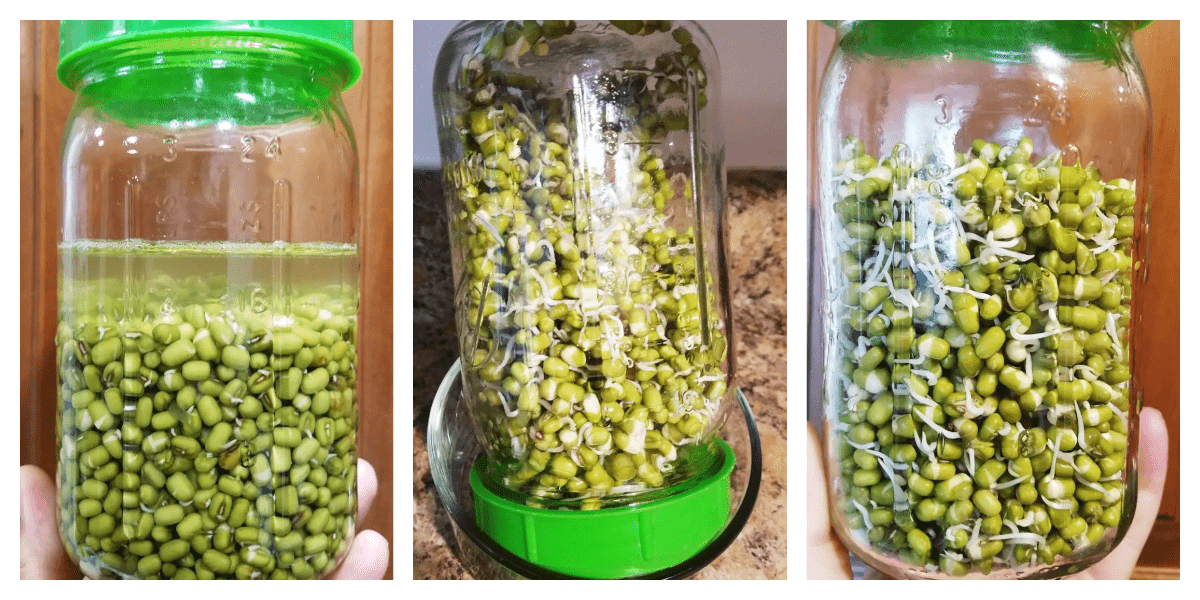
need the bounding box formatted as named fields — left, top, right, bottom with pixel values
left=413, top=170, right=787, bottom=579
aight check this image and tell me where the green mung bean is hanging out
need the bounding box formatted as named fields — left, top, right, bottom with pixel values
left=827, top=137, right=1134, bottom=575
left=57, top=246, right=359, bottom=579
left=442, top=21, right=730, bottom=507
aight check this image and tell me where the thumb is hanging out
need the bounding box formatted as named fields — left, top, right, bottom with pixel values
left=21, top=465, right=79, bottom=580
left=1073, top=406, right=1169, bottom=580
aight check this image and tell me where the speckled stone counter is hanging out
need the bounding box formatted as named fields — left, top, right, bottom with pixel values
left=413, top=170, right=787, bottom=579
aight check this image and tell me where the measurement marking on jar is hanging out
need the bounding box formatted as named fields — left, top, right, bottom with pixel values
left=154, top=195, right=174, bottom=225
left=934, top=95, right=952, bottom=125
left=241, top=135, right=255, bottom=163
left=162, top=135, right=178, bottom=162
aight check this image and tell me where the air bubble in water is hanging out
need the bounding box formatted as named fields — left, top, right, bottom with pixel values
left=602, top=129, right=619, bottom=155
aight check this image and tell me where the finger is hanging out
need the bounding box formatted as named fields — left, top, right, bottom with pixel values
left=21, top=465, right=78, bottom=580
left=1074, top=407, right=1169, bottom=580
left=807, top=422, right=853, bottom=579
left=356, top=458, right=378, bottom=523
left=328, top=530, right=389, bottom=580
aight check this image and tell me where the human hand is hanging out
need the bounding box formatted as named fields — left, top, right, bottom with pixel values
left=1062, top=406, right=1168, bottom=580
left=807, top=407, right=1169, bottom=580
left=20, top=458, right=388, bottom=580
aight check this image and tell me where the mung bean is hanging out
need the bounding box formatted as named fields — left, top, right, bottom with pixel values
left=57, top=255, right=359, bottom=580
left=442, top=21, right=730, bottom=507
left=826, top=137, right=1134, bottom=575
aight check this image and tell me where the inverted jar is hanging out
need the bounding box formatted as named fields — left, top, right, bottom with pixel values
left=813, top=20, right=1150, bottom=578
left=55, top=20, right=362, bottom=580
left=434, top=20, right=736, bottom=517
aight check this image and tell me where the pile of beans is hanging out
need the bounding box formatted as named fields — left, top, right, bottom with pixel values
left=57, top=279, right=358, bottom=579
left=826, top=137, right=1134, bottom=575
left=442, top=20, right=729, bottom=509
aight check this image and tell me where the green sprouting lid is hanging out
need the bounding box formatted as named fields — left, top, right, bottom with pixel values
left=470, top=440, right=734, bottom=579
left=831, top=20, right=1150, bottom=64
left=58, top=20, right=360, bottom=89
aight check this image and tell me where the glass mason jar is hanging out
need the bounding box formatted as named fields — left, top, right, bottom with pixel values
left=54, top=21, right=362, bottom=580
left=434, top=21, right=735, bottom=513
left=813, top=21, right=1150, bottom=578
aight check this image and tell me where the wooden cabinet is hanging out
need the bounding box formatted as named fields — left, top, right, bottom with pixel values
left=807, top=20, right=1180, bottom=572
left=19, top=20, right=394, bottom=579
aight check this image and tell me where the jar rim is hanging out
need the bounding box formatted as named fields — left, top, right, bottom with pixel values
left=58, top=20, right=360, bottom=90
left=826, top=20, right=1149, bottom=63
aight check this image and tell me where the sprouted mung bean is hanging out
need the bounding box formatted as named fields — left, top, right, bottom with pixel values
left=825, top=136, right=1134, bottom=575
left=441, top=20, right=729, bottom=509
left=56, top=241, right=359, bottom=579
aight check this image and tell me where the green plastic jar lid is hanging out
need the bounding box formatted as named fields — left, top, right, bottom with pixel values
left=58, top=20, right=360, bottom=90
left=830, top=20, right=1149, bottom=63
left=470, top=439, right=735, bottom=579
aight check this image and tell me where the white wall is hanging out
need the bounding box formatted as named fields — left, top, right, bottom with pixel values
left=412, top=20, right=786, bottom=169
